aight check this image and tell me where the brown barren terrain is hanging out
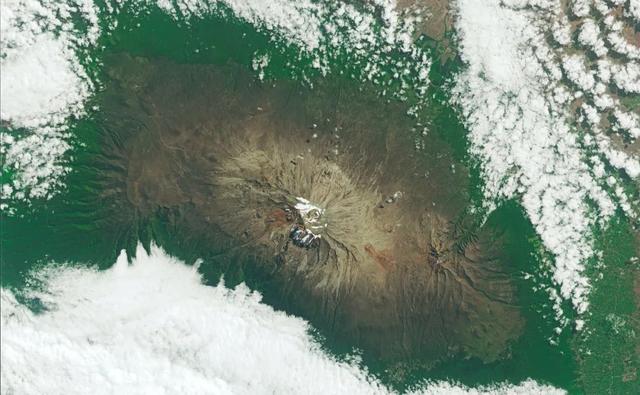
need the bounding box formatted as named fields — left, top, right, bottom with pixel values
left=98, top=54, right=523, bottom=366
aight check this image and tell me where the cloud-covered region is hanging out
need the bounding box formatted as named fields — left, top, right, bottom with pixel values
left=0, top=245, right=564, bottom=395
left=452, top=0, right=640, bottom=324
left=1, top=0, right=99, bottom=204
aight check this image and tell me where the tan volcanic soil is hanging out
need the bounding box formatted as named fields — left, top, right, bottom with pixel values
left=98, top=54, right=523, bottom=366
left=395, top=0, right=452, bottom=41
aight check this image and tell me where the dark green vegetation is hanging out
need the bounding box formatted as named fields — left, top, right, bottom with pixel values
left=574, top=219, right=640, bottom=394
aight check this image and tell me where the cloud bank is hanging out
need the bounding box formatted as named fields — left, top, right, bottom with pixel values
left=0, top=245, right=563, bottom=395
left=452, top=0, right=640, bottom=326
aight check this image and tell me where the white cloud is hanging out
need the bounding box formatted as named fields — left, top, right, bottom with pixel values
left=597, top=135, right=640, bottom=178
left=453, top=0, right=640, bottom=324
left=0, top=0, right=98, bottom=204
left=0, top=0, right=100, bottom=126
left=606, top=31, right=640, bottom=60
left=452, top=0, right=617, bottom=316
left=552, top=16, right=572, bottom=46
left=155, top=0, right=422, bottom=74
left=157, top=0, right=324, bottom=50
left=0, top=245, right=564, bottom=395
left=161, top=0, right=432, bottom=111
left=581, top=103, right=601, bottom=126
left=613, top=109, right=640, bottom=138
left=630, top=0, right=640, bottom=22
left=578, top=19, right=608, bottom=58
left=610, top=61, right=640, bottom=93
left=562, top=54, right=596, bottom=92
left=0, top=35, right=89, bottom=129
left=592, top=92, right=615, bottom=110
left=593, top=0, right=611, bottom=15
left=571, top=0, right=591, bottom=18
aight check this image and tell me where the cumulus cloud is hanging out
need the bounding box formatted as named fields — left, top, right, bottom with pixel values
left=610, top=61, right=640, bottom=93
left=453, top=0, right=640, bottom=326
left=156, top=0, right=325, bottom=50
left=577, top=19, right=607, bottom=57
left=630, top=0, right=640, bottom=22
left=0, top=0, right=99, bottom=204
left=0, top=35, right=89, bottom=128
left=452, top=0, right=611, bottom=316
left=562, top=54, right=597, bottom=92
left=0, top=245, right=564, bottom=395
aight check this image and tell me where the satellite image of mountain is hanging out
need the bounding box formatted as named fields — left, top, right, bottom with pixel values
left=1, top=1, right=639, bottom=394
